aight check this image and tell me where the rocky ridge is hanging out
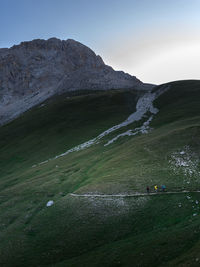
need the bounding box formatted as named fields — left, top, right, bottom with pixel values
left=0, top=38, right=154, bottom=125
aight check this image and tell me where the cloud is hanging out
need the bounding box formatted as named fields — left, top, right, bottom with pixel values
left=101, top=27, right=200, bottom=84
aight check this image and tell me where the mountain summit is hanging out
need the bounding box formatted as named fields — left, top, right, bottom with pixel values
left=0, top=38, right=153, bottom=125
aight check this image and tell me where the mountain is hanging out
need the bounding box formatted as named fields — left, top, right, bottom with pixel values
left=0, top=38, right=153, bottom=126
left=0, top=80, right=200, bottom=266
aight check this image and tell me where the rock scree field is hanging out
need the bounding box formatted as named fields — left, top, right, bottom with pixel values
left=1, top=80, right=200, bottom=266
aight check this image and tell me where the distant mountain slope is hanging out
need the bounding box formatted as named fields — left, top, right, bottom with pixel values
left=0, top=38, right=153, bottom=126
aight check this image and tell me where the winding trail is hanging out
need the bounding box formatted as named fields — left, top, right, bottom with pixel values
left=70, top=191, right=200, bottom=198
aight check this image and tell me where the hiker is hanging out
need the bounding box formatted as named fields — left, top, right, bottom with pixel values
left=146, top=186, right=150, bottom=193
left=161, top=185, right=166, bottom=192
left=154, top=185, right=158, bottom=192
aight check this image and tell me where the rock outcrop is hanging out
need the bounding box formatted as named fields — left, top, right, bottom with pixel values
left=0, top=38, right=154, bottom=125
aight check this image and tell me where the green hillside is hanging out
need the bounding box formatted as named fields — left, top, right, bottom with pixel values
left=1, top=81, right=200, bottom=266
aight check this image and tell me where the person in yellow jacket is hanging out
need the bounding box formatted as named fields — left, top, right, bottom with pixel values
left=154, top=185, right=158, bottom=192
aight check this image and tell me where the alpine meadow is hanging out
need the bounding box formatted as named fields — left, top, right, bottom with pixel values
left=1, top=70, right=200, bottom=265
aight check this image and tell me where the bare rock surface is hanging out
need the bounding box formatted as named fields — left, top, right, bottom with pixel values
left=0, top=38, right=154, bottom=125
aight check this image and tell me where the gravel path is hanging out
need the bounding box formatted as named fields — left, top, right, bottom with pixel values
left=70, top=191, right=200, bottom=198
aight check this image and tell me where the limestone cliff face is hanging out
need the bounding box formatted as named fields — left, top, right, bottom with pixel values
left=0, top=38, right=153, bottom=125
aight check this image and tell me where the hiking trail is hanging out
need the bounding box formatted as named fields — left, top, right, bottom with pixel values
left=70, top=191, right=200, bottom=198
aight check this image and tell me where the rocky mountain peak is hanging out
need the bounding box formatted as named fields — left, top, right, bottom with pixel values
left=0, top=38, right=154, bottom=125
left=11, top=38, right=85, bottom=52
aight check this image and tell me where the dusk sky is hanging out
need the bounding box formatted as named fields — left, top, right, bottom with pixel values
left=1, top=0, right=200, bottom=84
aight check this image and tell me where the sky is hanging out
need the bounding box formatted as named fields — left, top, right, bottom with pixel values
left=1, top=0, right=200, bottom=84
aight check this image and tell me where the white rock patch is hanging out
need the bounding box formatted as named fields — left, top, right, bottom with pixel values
left=33, top=86, right=169, bottom=167
left=169, top=146, right=200, bottom=183
left=105, top=115, right=154, bottom=146
left=46, top=200, right=54, bottom=207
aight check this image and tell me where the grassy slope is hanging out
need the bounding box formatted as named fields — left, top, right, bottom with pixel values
left=1, top=82, right=200, bottom=266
